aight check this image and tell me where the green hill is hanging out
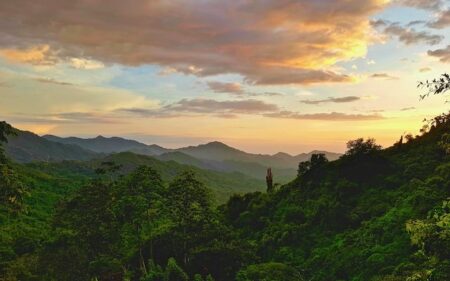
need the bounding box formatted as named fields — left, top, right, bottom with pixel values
left=5, top=129, right=99, bottom=163
left=99, top=152, right=265, bottom=202
left=221, top=116, right=450, bottom=280
left=1, top=116, right=448, bottom=281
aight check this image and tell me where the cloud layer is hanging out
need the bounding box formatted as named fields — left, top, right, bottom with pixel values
left=300, top=96, right=361, bottom=105
left=0, top=0, right=389, bottom=85
left=118, top=97, right=383, bottom=121
left=371, top=20, right=443, bottom=45
left=428, top=45, right=450, bottom=63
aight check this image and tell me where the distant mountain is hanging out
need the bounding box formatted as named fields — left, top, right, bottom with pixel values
left=5, top=130, right=99, bottom=163
left=177, top=141, right=341, bottom=169
left=40, top=135, right=341, bottom=183
left=43, top=135, right=170, bottom=155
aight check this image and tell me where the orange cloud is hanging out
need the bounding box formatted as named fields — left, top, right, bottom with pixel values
left=0, top=45, right=56, bottom=65
left=0, top=0, right=389, bottom=85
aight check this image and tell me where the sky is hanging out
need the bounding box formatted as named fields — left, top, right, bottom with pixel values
left=0, top=0, right=449, bottom=154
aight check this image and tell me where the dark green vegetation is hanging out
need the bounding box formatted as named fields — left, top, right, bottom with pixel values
left=1, top=110, right=449, bottom=280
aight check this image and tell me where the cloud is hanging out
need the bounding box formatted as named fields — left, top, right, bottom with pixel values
left=419, top=67, right=431, bottom=72
left=70, top=58, right=104, bottom=69
left=264, top=111, right=384, bottom=121
left=34, top=77, right=74, bottom=86
left=407, top=20, right=426, bottom=27
left=8, top=112, right=120, bottom=124
left=119, top=97, right=385, bottom=121
left=300, top=96, right=360, bottom=105
left=167, top=99, right=279, bottom=114
left=260, top=92, right=284, bottom=97
left=400, top=106, right=416, bottom=111
left=0, top=0, right=389, bottom=85
left=397, top=0, right=443, bottom=11
left=428, top=45, right=450, bottom=63
left=370, top=73, right=399, bottom=79
left=427, top=9, right=450, bottom=29
left=207, top=81, right=244, bottom=95
left=0, top=45, right=57, bottom=65
left=119, top=98, right=279, bottom=118
left=206, top=81, right=285, bottom=97
left=371, top=20, right=443, bottom=45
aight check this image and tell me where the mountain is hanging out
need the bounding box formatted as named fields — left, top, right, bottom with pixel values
left=1, top=123, right=265, bottom=202
left=5, top=128, right=294, bottom=183
left=177, top=141, right=341, bottom=169
left=156, top=151, right=298, bottom=183
left=4, top=129, right=99, bottom=163
left=43, top=134, right=170, bottom=155
left=39, top=135, right=340, bottom=184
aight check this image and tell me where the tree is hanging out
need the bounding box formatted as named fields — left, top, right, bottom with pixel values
left=44, top=179, right=121, bottom=280
left=236, top=263, right=304, bottom=281
left=0, top=121, right=15, bottom=144
left=166, top=170, right=214, bottom=267
left=418, top=73, right=450, bottom=100
left=297, top=161, right=311, bottom=178
left=266, top=168, right=274, bottom=193
left=344, top=138, right=382, bottom=157
left=165, top=258, right=188, bottom=281
left=310, top=153, right=328, bottom=168
left=0, top=121, right=26, bottom=213
left=297, top=153, right=328, bottom=179
left=405, top=199, right=450, bottom=280
left=141, top=260, right=165, bottom=281
left=113, top=166, right=165, bottom=276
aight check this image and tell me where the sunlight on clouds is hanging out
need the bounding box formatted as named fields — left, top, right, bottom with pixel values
left=70, top=58, right=104, bottom=70
left=0, top=45, right=55, bottom=65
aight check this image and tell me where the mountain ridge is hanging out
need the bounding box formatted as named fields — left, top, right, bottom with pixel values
left=2, top=126, right=340, bottom=185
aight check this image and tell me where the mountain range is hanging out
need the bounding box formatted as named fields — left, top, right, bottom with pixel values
left=4, top=128, right=341, bottom=185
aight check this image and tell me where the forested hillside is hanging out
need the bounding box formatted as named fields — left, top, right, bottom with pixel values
left=4, top=129, right=99, bottom=163
left=1, top=110, right=449, bottom=281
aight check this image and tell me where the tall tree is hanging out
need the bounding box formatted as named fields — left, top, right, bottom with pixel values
left=113, top=166, right=165, bottom=276
left=166, top=170, right=213, bottom=267
left=0, top=121, right=26, bottom=213
left=44, top=179, right=121, bottom=281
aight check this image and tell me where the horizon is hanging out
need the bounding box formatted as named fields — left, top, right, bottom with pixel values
left=10, top=123, right=343, bottom=155
left=1, top=0, right=449, bottom=154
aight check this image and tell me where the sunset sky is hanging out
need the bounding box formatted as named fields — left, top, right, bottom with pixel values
left=0, top=0, right=449, bottom=154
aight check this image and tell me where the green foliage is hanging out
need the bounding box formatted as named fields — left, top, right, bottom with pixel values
left=236, top=262, right=304, bottom=281
left=0, top=163, right=26, bottom=214
left=165, top=258, right=188, bottom=281
left=297, top=153, right=328, bottom=179
left=141, top=260, right=165, bottom=281
left=0, top=116, right=449, bottom=281
left=344, top=137, right=382, bottom=157
left=0, top=121, right=26, bottom=214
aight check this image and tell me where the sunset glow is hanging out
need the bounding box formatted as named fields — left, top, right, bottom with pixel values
left=0, top=0, right=449, bottom=153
